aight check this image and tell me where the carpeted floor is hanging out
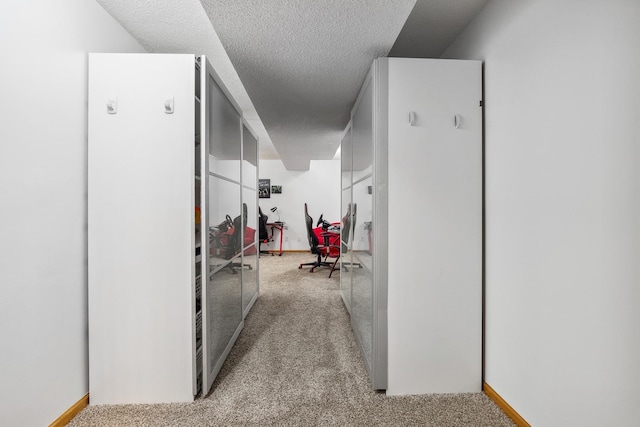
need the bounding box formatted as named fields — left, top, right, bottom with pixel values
left=69, top=253, right=514, bottom=426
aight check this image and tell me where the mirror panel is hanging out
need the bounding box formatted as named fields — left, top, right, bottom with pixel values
left=208, top=75, right=241, bottom=182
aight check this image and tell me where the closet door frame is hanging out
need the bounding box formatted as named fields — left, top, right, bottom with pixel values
left=241, top=119, right=259, bottom=318
left=200, top=55, right=245, bottom=395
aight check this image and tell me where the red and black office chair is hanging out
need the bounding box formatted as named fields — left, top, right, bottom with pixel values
left=299, top=203, right=340, bottom=276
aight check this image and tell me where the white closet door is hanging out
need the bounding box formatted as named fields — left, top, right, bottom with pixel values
left=88, top=53, right=196, bottom=404
left=350, top=69, right=379, bottom=386
left=385, top=58, right=483, bottom=395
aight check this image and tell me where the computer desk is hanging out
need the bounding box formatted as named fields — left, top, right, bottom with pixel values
left=266, top=221, right=285, bottom=256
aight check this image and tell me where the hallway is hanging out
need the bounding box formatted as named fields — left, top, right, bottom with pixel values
left=70, top=254, right=513, bottom=426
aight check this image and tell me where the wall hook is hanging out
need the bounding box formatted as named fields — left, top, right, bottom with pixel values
left=164, top=97, right=174, bottom=114
left=454, top=114, right=462, bottom=129
left=107, top=96, right=117, bottom=114
left=409, top=111, right=416, bottom=126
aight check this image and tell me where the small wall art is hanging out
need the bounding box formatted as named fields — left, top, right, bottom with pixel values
left=258, top=179, right=271, bottom=198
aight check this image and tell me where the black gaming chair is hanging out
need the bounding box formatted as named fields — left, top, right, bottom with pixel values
left=298, top=203, right=340, bottom=275
left=228, top=203, right=252, bottom=272
left=258, top=206, right=272, bottom=256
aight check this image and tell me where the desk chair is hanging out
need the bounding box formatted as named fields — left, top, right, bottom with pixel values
left=339, top=203, right=363, bottom=271
left=210, top=215, right=234, bottom=260
left=299, top=203, right=340, bottom=276
left=341, top=203, right=352, bottom=252
left=229, top=203, right=252, bottom=272
left=258, top=207, right=272, bottom=256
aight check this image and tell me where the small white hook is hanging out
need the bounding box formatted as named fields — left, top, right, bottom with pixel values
left=164, top=97, right=174, bottom=114
left=409, top=111, right=416, bottom=126
left=454, top=114, right=462, bottom=129
left=107, top=96, right=117, bottom=114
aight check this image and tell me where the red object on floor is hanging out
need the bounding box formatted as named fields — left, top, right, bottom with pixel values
left=244, top=227, right=256, bottom=254
left=313, top=226, right=340, bottom=257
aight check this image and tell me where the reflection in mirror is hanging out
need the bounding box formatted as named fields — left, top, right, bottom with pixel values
left=340, top=202, right=364, bottom=272
left=243, top=187, right=257, bottom=246
left=208, top=75, right=241, bottom=182
left=351, top=264, right=373, bottom=368
left=224, top=203, right=254, bottom=273
left=353, top=178, right=373, bottom=259
left=341, top=125, right=352, bottom=190
left=349, top=156, right=373, bottom=372
left=208, top=176, right=240, bottom=271
left=341, top=203, right=352, bottom=251
left=341, top=189, right=353, bottom=248
left=340, top=201, right=355, bottom=311
left=352, top=78, right=373, bottom=182
left=242, top=249, right=258, bottom=313
left=242, top=124, right=258, bottom=189
left=206, top=257, right=242, bottom=372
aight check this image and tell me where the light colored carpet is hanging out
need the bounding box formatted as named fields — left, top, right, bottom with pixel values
left=70, top=253, right=514, bottom=426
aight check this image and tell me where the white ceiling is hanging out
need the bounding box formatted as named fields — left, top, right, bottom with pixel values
left=199, top=0, right=416, bottom=170
left=96, top=0, right=489, bottom=170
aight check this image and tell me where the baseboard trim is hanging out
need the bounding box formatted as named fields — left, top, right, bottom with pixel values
left=484, top=383, right=530, bottom=427
left=49, top=393, right=89, bottom=427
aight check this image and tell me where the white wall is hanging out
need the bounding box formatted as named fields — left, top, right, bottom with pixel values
left=259, top=160, right=341, bottom=251
left=443, top=1, right=640, bottom=425
left=0, top=1, right=144, bottom=425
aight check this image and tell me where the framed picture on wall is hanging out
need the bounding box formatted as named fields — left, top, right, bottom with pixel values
left=271, top=185, right=282, bottom=194
left=259, top=179, right=271, bottom=198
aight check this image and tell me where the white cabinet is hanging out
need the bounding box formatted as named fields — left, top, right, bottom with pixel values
left=88, top=53, right=258, bottom=404
left=341, top=58, right=482, bottom=395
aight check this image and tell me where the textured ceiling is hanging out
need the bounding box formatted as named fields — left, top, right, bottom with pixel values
left=96, top=0, right=490, bottom=170
left=199, top=0, right=416, bottom=170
